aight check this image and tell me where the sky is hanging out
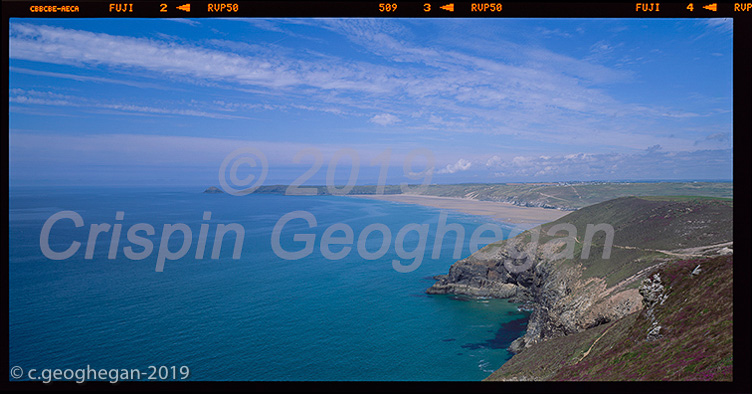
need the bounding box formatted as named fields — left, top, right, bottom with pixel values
left=8, top=18, right=733, bottom=187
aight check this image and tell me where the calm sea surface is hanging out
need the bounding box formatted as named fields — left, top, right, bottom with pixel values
left=9, top=187, right=530, bottom=381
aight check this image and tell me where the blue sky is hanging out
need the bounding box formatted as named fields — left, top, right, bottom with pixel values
left=9, top=18, right=733, bottom=186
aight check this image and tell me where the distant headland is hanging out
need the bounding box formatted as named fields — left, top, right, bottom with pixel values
left=203, top=186, right=224, bottom=194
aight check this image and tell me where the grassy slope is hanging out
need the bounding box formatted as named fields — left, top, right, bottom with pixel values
left=469, top=196, right=732, bottom=287
left=555, top=254, right=733, bottom=381
left=420, top=182, right=733, bottom=210
left=549, top=196, right=732, bottom=286
left=485, top=315, right=636, bottom=381
left=487, top=254, right=733, bottom=381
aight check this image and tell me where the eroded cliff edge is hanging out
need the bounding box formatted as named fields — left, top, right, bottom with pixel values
left=426, top=196, right=733, bottom=358
left=486, top=254, right=733, bottom=381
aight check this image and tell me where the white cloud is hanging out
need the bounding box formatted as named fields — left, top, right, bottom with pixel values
left=164, top=18, right=201, bottom=26
left=703, top=18, right=733, bottom=34
left=486, top=155, right=502, bottom=167
left=437, top=158, right=472, bottom=174
left=484, top=149, right=732, bottom=180
left=10, top=67, right=171, bottom=90
left=9, top=89, right=246, bottom=119
left=369, top=113, right=400, bottom=126
left=8, top=23, right=393, bottom=93
left=536, top=27, right=572, bottom=38
left=7, top=20, right=731, bottom=154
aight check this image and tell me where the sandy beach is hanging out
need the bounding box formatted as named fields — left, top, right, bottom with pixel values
left=349, top=194, right=570, bottom=224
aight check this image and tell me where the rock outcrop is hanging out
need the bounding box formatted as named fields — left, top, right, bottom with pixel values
left=507, top=257, right=643, bottom=353
left=487, top=254, right=733, bottom=381
left=639, top=273, right=668, bottom=341
left=426, top=196, right=733, bottom=356
left=427, top=227, right=644, bottom=354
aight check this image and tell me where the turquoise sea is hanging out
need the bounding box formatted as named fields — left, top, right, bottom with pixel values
left=9, top=187, right=530, bottom=381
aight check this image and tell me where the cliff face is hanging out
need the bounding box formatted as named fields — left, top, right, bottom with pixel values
left=507, top=253, right=662, bottom=353
left=555, top=254, right=734, bottom=381
left=427, top=196, right=733, bottom=357
left=486, top=254, right=733, bottom=381
left=426, top=251, right=536, bottom=300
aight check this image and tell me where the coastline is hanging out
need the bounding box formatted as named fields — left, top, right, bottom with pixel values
left=348, top=194, right=569, bottom=224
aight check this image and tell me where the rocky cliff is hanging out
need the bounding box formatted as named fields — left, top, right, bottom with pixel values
left=427, top=196, right=733, bottom=359
left=487, top=254, right=733, bottom=381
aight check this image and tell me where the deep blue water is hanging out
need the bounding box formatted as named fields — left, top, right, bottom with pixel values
left=9, top=187, right=530, bottom=381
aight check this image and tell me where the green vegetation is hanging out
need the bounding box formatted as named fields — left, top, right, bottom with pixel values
left=638, top=195, right=733, bottom=202
left=474, top=196, right=732, bottom=287
left=554, top=255, right=733, bottom=381
left=417, top=182, right=733, bottom=211
left=251, top=181, right=732, bottom=211
left=486, top=315, right=636, bottom=381
left=488, top=255, right=733, bottom=381
left=434, top=191, right=733, bottom=382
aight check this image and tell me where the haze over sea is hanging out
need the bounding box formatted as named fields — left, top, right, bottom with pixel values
left=9, top=187, right=530, bottom=381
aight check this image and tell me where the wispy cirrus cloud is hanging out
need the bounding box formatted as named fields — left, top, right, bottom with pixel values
left=9, top=23, right=394, bottom=93
left=10, top=67, right=173, bottom=90
left=8, top=18, right=733, bottom=179
left=702, top=18, right=733, bottom=34
left=163, top=18, right=201, bottom=26
left=9, top=89, right=247, bottom=119
left=7, top=21, right=642, bottom=137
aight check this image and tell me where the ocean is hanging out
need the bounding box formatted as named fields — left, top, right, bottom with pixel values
left=9, top=187, right=530, bottom=381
